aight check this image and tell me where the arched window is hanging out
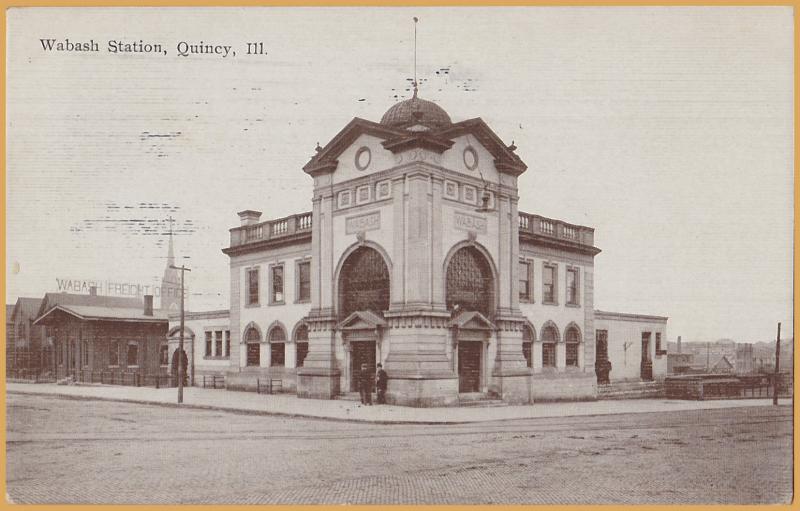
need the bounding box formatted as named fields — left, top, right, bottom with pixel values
left=295, top=324, right=309, bottom=368
left=245, top=327, right=261, bottom=367
left=269, top=326, right=286, bottom=367
left=446, top=246, right=494, bottom=318
left=522, top=324, right=534, bottom=368
left=566, top=326, right=581, bottom=367
left=541, top=325, right=558, bottom=368
left=338, top=247, right=390, bottom=320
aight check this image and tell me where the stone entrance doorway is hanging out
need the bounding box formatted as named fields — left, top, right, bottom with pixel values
left=350, top=340, right=376, bottom=392
left=458, top=342, right=482, bottom=393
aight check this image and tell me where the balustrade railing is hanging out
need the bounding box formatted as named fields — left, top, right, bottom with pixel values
left=518, top=212, right=594, bottom=246
left=231, top=212, right=313, bottom=247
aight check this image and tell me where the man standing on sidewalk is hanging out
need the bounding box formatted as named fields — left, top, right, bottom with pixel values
left=375, top=363, right=388, bottom=404
left=359, top=363, right=373, bottom=405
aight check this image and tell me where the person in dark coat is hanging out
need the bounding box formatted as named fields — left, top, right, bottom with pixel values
left=359, top=363, right=373, bottom=405
left=171, top=348, right=189, bottom=387
left=375, top=363, right=388, bottom=404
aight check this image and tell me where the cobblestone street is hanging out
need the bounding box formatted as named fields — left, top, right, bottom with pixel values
left=6, top=393, right=792, bottom=505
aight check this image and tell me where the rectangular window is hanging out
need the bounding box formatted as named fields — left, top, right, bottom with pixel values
left=566, top=343, right=579, bottom=367
left=160, top=344, right=169, bottom=366
left=247, top=267, right=259, bottom=306
left=126, top=342, right=138, bottom=367
left=519, top=261, right=531, bottom=302
left=215, top=330, right=223, bottom=357
left=224, top=331, right=230, bottom=358
left=246, top=343, right=260, bottom=366
left=522, top=341, right=532, bottom=368
left=271, top=265, right=284, bottom=304
left=542, top=343, right=556, bottom=367
left=109, top=340, right=119, bottom=366
left=82, top=340, right=89, bottom=367
left=655, top=332, right=663, bottom=355
left=543, top=264, right=557, bottom=304
left=205, top=331, right=212, bottom=357
left=270, top=343, right=285, bottom=367
left=297, top=261, right=311, bottom=302
left=566, top=268, right=579, bottom=305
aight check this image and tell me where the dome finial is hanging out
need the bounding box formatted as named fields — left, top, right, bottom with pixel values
left=412, top=16, right=419, bottom=99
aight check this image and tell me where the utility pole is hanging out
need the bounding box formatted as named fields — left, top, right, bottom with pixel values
left=170, top=263, right=191, bottom=404
left=773, top=322, right=781, bottom=405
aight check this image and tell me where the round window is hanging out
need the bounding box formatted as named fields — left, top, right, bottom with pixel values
left=463, top=146, right=478, bottom=170
left=355, top=146, right=371, bottom=171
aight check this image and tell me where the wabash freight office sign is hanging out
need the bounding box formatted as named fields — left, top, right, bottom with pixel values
left=55, top=277, right=186, bottom=298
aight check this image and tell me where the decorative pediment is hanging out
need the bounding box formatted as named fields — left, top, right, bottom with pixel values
left=303, top=118, right=404, bottom=177
left=449, top=310, right=495, bottom=331
left=437, top=118, right=527, bottom=176
left=336, top=310, right=387, bottom=332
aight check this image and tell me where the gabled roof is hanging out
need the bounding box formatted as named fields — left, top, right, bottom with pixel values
left=12, top=297, right=43, bottom=321
left=34, top=304, right=168, bottom=325
left=450, top=310, right=495, bottom=331
left=712, top=355, right=734, bottom=370
left=303, top=116, right=527, bottom=177
left=36, top=292, right=143, bottom=320
left=336, top=310, right=387, bottom=331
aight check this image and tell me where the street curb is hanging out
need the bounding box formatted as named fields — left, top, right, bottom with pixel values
left=6, top=389, right=472, bottom=425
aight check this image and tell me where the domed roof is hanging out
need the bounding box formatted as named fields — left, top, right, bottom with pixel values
left=380, top=91, right=452, bottom=129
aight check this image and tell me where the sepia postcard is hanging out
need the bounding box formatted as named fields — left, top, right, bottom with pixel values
left=5, top=6, right=794, bottom=505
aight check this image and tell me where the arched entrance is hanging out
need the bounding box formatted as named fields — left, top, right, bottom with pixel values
left=446, top=246, right=495, bottom=393
left=337, top=246, right=390, bottom=392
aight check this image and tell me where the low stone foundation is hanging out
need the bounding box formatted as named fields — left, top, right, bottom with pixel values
left=225, top=367, right=297, bottom=393
left=296, top=367, right=341, bottom=399
left=531, top=370, right=597, bottom=402
left=385, top=374, right=459, bottom=407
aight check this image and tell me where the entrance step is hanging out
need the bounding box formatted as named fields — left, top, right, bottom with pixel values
left=457, top=392, right=507, bottom=407
left=336, top=392, right=363, bottom=402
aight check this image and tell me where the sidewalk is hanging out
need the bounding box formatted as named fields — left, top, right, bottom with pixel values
left=6, top=382, right=791, bottom=424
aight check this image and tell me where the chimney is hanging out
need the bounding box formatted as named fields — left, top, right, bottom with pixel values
left=677, top=335, right=682, bottom=354
left=238, top=210, right=262, bottom=226
left=89, top=286, right=97, bottom=297
left=143, top=295, right=154, bottom=316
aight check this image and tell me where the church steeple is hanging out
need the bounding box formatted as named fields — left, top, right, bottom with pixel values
left=160, top=216, right=181, bottom=311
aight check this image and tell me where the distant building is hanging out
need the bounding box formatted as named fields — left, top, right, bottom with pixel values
left=668, top=352, right=694, bottom=374
left=9, top=297, right=45, bottom=372
left=735, top=343, right=754, bottom=374
left=711, top=355, right=734, bottom=373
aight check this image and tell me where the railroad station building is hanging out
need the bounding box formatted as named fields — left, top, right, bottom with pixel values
left=217, top=89, right=668, bottom=406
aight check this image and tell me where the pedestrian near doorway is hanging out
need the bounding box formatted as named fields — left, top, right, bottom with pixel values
left=376, top=363, right=388, bottom=404
left=359, top=363, right=373, bottom=405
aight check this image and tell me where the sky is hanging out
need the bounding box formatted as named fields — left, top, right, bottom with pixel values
left=6, top=6, right=794, bottom=343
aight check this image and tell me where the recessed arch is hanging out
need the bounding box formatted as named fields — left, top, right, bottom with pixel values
left=335, top=242, right=392, bottom=320
left=540, top=320, right=561, bottom=343
left=292, top=321, right=309, bottom=342
left=266, top=320, right=288, bottom=343
left=564, top=322, right=582, bottom=343
left=443, top=241, right=498, bottom=318
left=242, top=321, right=262, bottom=343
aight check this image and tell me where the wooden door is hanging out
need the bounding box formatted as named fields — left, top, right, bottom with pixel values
left=350, top=341, right=376, bottom=392
left=458, top=342, right=482, bottom=393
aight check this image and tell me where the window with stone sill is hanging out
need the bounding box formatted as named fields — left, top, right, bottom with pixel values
left=519, top=260, right=532, bottom=302
left=297, top=261, right=311, bottom=302
left=566, top=267, right=580, bottom=306
left=269, top=326, right=286, bottom=367
left=246, top=267, right=259, bottom=306
left=543, top=263, right=557, bottom=304
left=566, top=327, right=580, bottom=367
left=224, top=330, right=231, bottom=358
left=541, top=325, right=558, bottom=367
left=159, top=344, right=169, bottom=366
left=126, top=341, right=138, bottom=367
left=215, top=330, right=223, bottom=357
left=245, top=327, right=261, bottom=367
left=270, top=264, right=285, bottom=304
